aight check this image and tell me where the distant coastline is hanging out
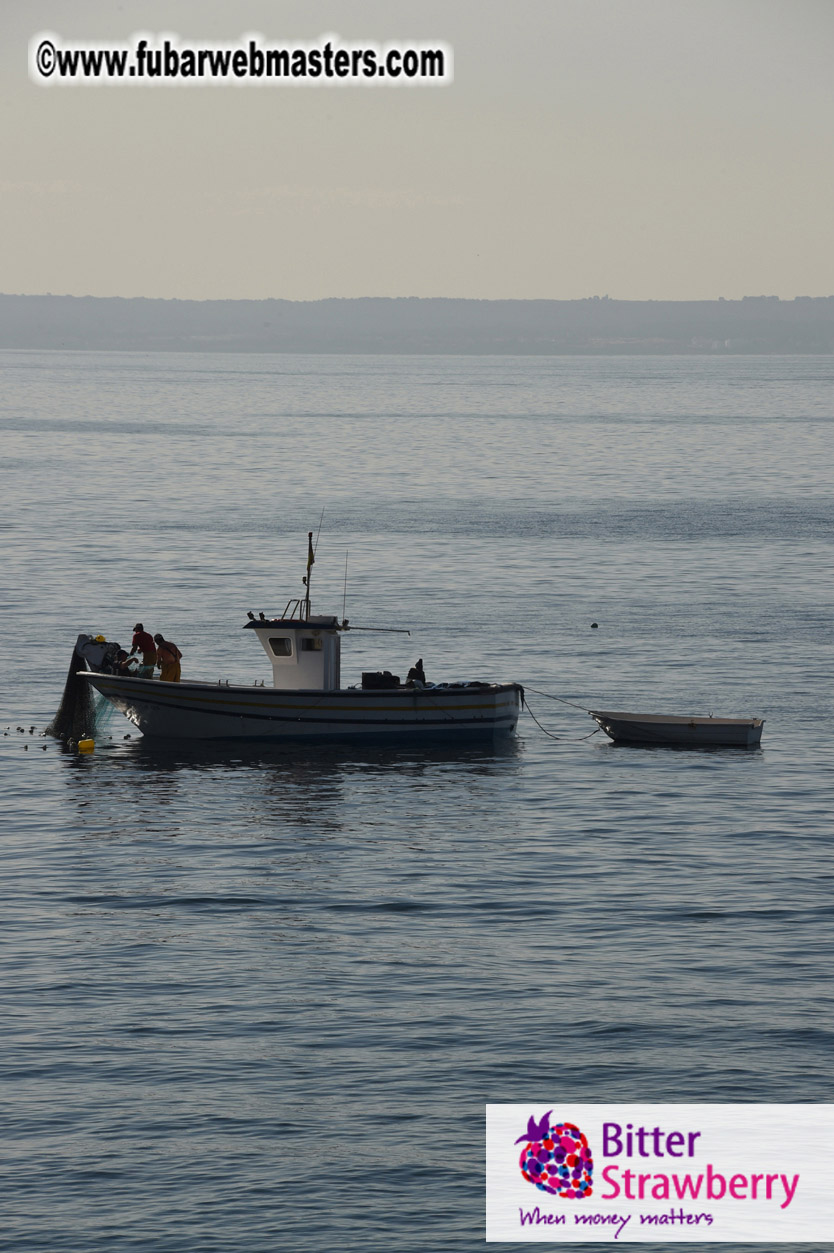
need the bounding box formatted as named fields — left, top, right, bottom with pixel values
left=2, top=293, right=833, bottom=354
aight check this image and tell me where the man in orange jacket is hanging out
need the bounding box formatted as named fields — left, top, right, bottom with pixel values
left=154, top=634, right=183, bottom=682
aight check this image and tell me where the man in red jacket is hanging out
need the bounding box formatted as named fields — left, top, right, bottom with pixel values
left=130, top=623, right=157, bottom=676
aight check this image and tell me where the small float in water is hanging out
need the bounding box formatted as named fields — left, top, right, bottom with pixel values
left=589, top=710, right=764, bottom=748
left=70, top=536, right=523, bottom=744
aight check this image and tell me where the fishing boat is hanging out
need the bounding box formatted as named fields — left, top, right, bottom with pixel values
left=589, top=710, right=764, bottom=748
left=74, top=537, right=523, bottom=743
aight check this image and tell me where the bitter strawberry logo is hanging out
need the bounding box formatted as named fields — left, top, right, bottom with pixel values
left=516, top=1112, right=594, bottom=1198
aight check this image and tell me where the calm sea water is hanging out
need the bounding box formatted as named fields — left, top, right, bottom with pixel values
left=1, top=352, right=832, bottom=1251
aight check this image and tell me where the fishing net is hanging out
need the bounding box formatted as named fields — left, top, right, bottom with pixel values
left=46, top=635, right=120, bottom=741
left=46, top=648, right=97, bottom=740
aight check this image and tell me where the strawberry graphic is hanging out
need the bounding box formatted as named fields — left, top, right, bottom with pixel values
left=517, top=1115, right=593, bottom=1198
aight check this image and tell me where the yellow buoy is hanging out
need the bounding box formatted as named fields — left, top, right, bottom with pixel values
left=78, top=738, right=95, bottom=753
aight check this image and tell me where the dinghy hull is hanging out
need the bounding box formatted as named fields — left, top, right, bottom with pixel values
left=590, top=710, right=764, bottom=748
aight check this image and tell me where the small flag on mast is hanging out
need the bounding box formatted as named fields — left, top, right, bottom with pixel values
left=307, top=531, right=315, bottom=572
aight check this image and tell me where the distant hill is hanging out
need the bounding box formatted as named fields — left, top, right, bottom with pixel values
left=1, top=294, right=833, bottom=353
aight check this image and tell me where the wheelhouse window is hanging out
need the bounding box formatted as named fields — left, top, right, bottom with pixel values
left=301, top=638, right=323, bottom=651
left=269, top=637, right=293, bottom=656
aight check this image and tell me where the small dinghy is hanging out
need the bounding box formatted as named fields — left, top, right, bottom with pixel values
left=589, top=710, right=764, bottom=748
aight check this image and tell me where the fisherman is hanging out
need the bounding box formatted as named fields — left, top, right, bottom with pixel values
left=130, top=623, right=157, bottom=676
left=154, top=633, right=183, bottom=683
left=115, top=649, right=138, bottom=676
left=406, top=658, right=426, bottom=686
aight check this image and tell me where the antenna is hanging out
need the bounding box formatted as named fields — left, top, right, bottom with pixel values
left=314, top=507, right=325, bottom=555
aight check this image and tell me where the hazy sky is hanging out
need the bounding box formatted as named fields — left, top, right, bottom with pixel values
left=4, top=0, right=833, bottom=301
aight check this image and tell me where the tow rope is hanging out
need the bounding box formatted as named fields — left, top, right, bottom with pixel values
left=521, top=688, right=603, bottom=742
left=524, top=686, right=592, bottom=713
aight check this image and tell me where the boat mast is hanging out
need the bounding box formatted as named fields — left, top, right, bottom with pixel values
left=304, top=530, right=314, bottom=621
left=342, top=549, right=349, bottom=623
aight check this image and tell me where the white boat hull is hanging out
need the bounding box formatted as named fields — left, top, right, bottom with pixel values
left=590, top=710, right=764, bottom=748
left=83, top=673, right=522, bottom=741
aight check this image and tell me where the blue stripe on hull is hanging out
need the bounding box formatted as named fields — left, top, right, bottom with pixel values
left=82, top=674, right=521, bottom=741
